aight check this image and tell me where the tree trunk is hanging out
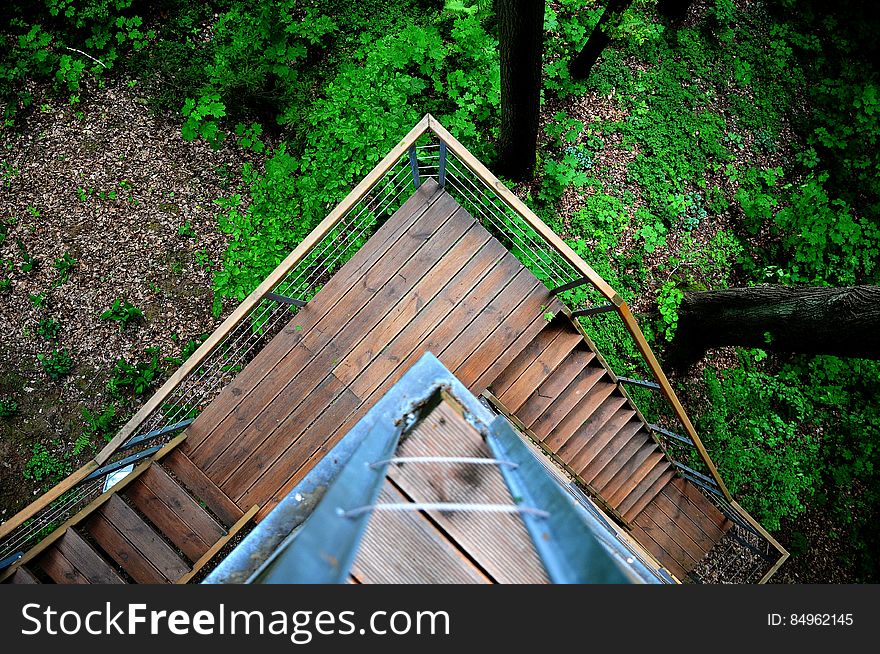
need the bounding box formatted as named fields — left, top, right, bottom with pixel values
left=497, top=0, right=545, bottom=180
left=673, top=285, right=880, bottom=360
left=569, top=0, right=632, bottom=80
left=656, top=0, right=692, bottom=23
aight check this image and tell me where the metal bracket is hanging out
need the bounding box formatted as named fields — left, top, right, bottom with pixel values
left=571, top=303, right=616, bottom=318
left=121, top=418, right=194, bottom=451
left=616, top=376, right=661, bottom=390
left=408, top=145, right=421, bottom=189
left=83, top=445, right=162, bottom=482
left=550, top=276, right=590, bottom=295
left=649, top=424, right=694, bottom=447
left=265, top=292, right=307, bottom=308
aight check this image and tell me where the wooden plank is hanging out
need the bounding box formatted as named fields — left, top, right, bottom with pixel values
left=593, top=431, right=664, bottom=501
left=672, top=477, right=730, bottom=533
left=642, top=500, right=706, bottom=565
left=435, top=274, right=542, bottom=375
left=556, top=395, right=629, bottom=462
left=161, top=449, right=243, bottom=528
left=634, top=507, right=699, bottom=572
left=9, top=567, right=40, bottom=584
left=575, top=417, right=642, bottom=482
left=125, top=467, right=225, bottom=562
left=528, top=365, right=606, bottom=440
left=542, top=380, right=617, bottom=452
left=460, top=290, right=563, bottom=392
left=182, top=181, right=443, bottom=454
left=352, top=482, right=490, bottom=584
left=237, top=386, right=362, bottom=512
left=651, top=488, right=718, bottom=553
left=37, top=546, right=90, bottom=584
left=98, top=495, right=189, bottom=582
left=514, top=348, right=594, bottom=427
left=386, top=402, right=549, bottom=583
left=334, top=213, right=489, bottom=384
left=350, top=250, right=524, bottom=400
left=426, top=115, right=621, bottom=304
left=85, top=514, right=168, bottom=584
left=221, top=375, right=350, bottom=497
left=629, top=520, right=688, bottom=581
left=487, top=322, right=560, bottom=398
left=342, top=238, right=508, bottom=402
left=176, top=505, right=259, bottom=584
left=606, top=449, right=665, bottom=507
left=498, top=328, right=584, bottom=413
left=98, top=117, right=433, bottom=465
left=54, top=529, right=125, bottom=584
left=189, top=191, right=461, bottom=470
left=620, top=468, right=675, bottom=523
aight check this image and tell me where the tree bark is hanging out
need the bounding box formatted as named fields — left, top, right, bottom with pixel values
left=673, top=285, right=880, bottom=360
left=569, top=0, right=632, bottom=80
left=497, top=0, right=545, bottom=180
left=656, top=0, right=692, bottom=23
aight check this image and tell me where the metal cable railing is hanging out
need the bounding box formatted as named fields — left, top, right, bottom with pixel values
left=0, top=115, right=787, bottom=583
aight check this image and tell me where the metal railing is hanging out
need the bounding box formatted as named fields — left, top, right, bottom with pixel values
left=0, top=115, right=788, bottom=583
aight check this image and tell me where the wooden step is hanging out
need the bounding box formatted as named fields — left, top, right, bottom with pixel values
left=543, top=382, right=618, bottom=452
left=86, top=494, right=189, bottom=584
left=36, top=529, right=126, bottom=584
left=8, top=566, right=41, bottom=584
left=124, top=464, right=226, bottom=562
left=605, top=448, right=665, bottom=508
left=498, top=329, right=584, bottom=412
left=571, top=416, right=644, bottom=484
left=488, top=322, right=560, bottom=397
left=515, top=349, right=595, bottom=427
left=620, top=467, right=675, bottom=523
left=161, top=449, right=243, bottom=528
left=529, top=365, right=606, bottom=439
left=556, top=395, right=629, bottom=462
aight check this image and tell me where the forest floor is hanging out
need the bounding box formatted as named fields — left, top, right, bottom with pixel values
left=0, top=78, right=248, bottom=518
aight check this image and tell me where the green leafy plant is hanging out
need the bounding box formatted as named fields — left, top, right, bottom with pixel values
left=656, top=280, right=684, bottom=341
left=38, top=348, right=74, bottom=380
left=178, top=221, right=196, bottom=238
left=36, top=317, right=61, bottom=341
left=24, top=442, right=71, bottom=485
left=0, top=397, right=19, bottom=418
left=100, top=297, right=144, bottom=330
left=52, top=252, right=76, bottom=285
left=107, top=347, right=161, bottom=396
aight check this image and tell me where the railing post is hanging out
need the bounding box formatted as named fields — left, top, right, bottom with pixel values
left=438, top=141, right=447, bottom=188
left=408, top=145, right=421, bottom=189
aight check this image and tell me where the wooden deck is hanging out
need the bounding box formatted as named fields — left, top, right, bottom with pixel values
left=181, top=178, right=564, bottom=521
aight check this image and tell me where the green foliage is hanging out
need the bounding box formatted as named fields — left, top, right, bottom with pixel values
left=52, top=252, right=77, bottom=285
left=107, top=347, right=161, bottom=396
left=0, top=397, right=19, bottom=418
left=38, top=348, right=74, bottom=379
left=24, top=442, right=72, bottom=485
left=655, top=281, right=683, bottom=341
left=181, top=93, right=227, bottom=146
left=100, top=297, right=143, bottom=329
left=80, top=403, right=117, bottom=450
left=37, top=317, right=61, bottom=341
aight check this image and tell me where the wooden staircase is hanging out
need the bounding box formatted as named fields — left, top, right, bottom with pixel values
left=485, top=314, right=731, bottom=581
left=3, top=442, right=256, bottom=584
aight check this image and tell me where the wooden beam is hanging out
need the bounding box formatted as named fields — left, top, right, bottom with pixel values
left=425, top=114, right=621, bottom=305
left=175, top=505, right=259, bottom=584
left=731, top=500, right=790, bottom=584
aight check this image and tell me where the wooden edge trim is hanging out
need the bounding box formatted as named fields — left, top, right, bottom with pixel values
left=730, top=500, right=790, bottom=584
left=97, top=115, right=432, bottom=466
left=0, top=434, right=187, bottom=583
left=0, top=460, right=98, bottom=541
left=176, top=505, right=259, bottom=585
left=615, top=303, right=734, bottom=503
left=424, top=114, right=622, bottom=305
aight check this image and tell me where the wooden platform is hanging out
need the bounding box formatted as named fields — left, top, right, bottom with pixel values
left=181, top=178, right=564, bottom=521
